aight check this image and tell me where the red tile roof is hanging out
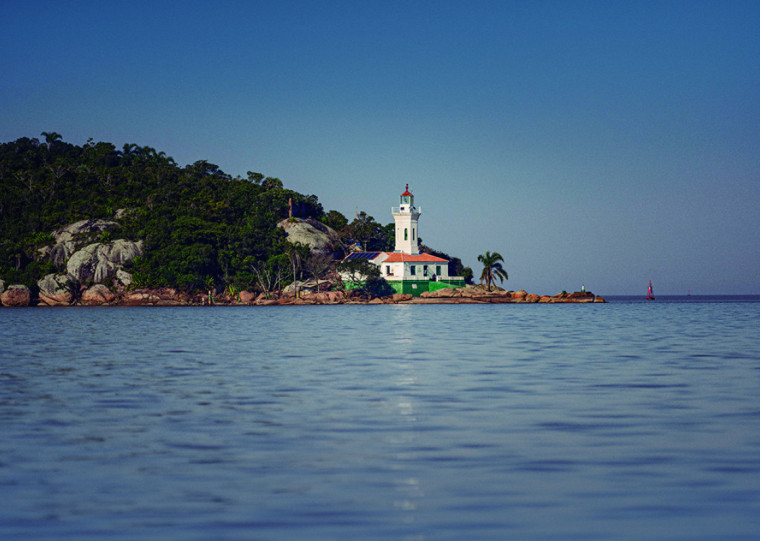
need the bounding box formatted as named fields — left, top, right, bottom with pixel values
left=383, top=252, right=448, bottom=263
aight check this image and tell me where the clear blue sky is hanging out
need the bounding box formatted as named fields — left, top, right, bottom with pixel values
left=2, top=1, right=759, bottom=294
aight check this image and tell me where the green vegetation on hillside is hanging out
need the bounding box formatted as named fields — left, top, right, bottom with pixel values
left=0, top=135, right=322, bottom=290
left=0, top=134, right=471, bottom=292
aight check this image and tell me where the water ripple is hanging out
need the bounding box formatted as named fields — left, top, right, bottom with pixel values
left=0, top=302, right=759, bottom=540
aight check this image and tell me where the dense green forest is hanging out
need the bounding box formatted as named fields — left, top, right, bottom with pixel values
left=0, top=133, right=472, bottom=293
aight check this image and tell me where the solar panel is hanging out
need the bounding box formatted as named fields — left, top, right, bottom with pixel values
left=345, top=252, right=381, bottom=260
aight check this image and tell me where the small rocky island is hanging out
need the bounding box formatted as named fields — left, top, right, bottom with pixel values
left=0, top=216, right=605, bottom=307
left=0, top=217, right=605, bottom=307
left=0, top=135, right=606, bottom=307
left=1, top=279, right=604, bottom=307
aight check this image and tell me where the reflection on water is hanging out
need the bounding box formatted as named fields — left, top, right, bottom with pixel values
left=1, top=301, right=760, bottom=540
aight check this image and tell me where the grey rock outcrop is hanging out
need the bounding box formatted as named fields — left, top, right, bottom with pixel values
left=67, top=240, right=143, bottom=284
left=282, top=278, right=334, bottom=295
left=113, top=208, right=132, bottom=220
left=116, top=269, right=134, bottom=287
left=37, top=274, right=75, bottom=306
left=277, top=218, right=341, bottom=257
left=45, top=219, right=119, bottom=266
left=0, top=278, right=4, bottom=295
left=54, top=219, right=119, bottom=244
left=37, top=219, right=141, bottom=287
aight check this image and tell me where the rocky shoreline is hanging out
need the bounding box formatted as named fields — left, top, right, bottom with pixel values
left=0, top=217, right=606, bottom=308
left=1, top=283, right=605, bottom=307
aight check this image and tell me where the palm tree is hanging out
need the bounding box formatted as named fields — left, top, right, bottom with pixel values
left=477, top=251, right=508, bottom=291
left=41, top=132, right=62, bottom=164
left=41, top=131, right=62, bottom=145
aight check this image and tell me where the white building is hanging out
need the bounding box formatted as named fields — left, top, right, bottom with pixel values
left=341, top=185, right=465, bottom=296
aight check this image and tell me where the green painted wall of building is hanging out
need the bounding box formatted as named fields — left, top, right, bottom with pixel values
left=428, top=279, right=465, bottom=292
left=344, top=279, right=466, bottom=297
left=393, top=279, right=465, bottom=296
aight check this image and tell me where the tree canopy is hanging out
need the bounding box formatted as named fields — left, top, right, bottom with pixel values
left=0, top=134, right=323, bottom=291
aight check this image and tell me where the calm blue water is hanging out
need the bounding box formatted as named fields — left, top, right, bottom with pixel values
left=2, top=299, right=760, bottom=540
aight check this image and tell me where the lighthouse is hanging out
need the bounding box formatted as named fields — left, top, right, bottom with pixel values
left=393, top=184, right=421, bottom=255
left=338, top=185, right=465, bottom=296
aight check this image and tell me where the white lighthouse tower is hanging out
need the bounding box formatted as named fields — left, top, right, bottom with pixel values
left=393, top=184, right=421, bottom=255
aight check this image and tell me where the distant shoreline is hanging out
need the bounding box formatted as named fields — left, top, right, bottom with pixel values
left=605, top=295, right=760, bottom=303
left=2, top=286, right=606, bottom=307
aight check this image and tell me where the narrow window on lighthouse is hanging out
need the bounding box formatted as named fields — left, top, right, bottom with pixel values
left=412, top=228, right=415, bottom=240
left=404, top=228, right=408, bottom=240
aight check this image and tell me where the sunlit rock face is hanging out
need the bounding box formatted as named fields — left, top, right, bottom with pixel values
left=66, top=240, right=143, bottom=284
left=277, top=218, right=342, bottom=257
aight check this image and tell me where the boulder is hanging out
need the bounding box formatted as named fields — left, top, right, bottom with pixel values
left=283, top=280, right=306, bottom=296
left=116, top=268, right=134, bottom=287
left=0, top=278, right=4, bottom=295
left=47, top=243, right=74, bottom=267
left=103, top=239, right=142, bottom=266
left=567, top=291, right=595, bottom=303
left=153, top=288, right=180, bottom=302
left=456, top=284, right=502, bottom=298
left=81, top=284, right=116, bottom=305
left=239, top=290, right=257, bottom=304
left=312, top=292, right=330, bottom=303
left=67, top=244, right=101, bottom=282
left=277, top=218, right=342, bottom=257
left=327, top=291, right=345, bottom=302
left=47, top=219, right=120, bottom=266
left=1, top=285, right=31, bottom=307
left=67, top=240, right=143, bottom=284
left=423, top=287, right=459, bottom=298
left=411, top=296, right=482, bottom=304
left=113, top=208, right=132, bottom=220
left=525, top=294, right=540, bottom=303
left=53, top=219, right=118, bottom=244
left=594, top=296, right=606, bottom=303
left=392, top=293, right=413, bottom=302
left=282, top=279, right=335, bottom=296
left=122, top=290, right=161, bottom=306
left=37, top=274, right=75, bottom=306
left=458, top=287, right=479, bottom=298
left=512, top=290, right=528, bottom=300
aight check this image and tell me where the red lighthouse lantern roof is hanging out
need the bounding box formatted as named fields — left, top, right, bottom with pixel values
left=401, top=184, right=413, bottom=196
